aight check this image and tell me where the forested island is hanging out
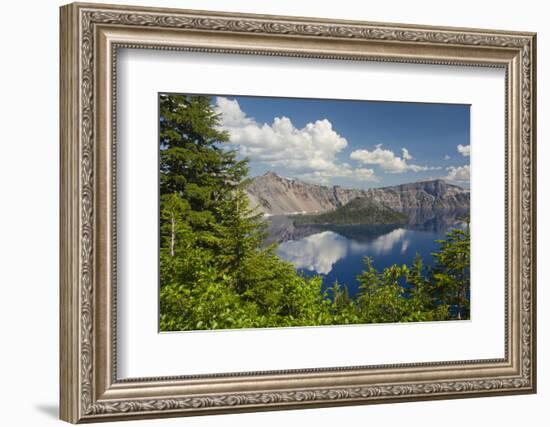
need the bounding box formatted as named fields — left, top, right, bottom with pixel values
left=292, top=198, right=409, bottom=226
left=159, top=94, right=471, bottom=331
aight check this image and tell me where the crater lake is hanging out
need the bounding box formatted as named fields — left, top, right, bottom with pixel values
left=268, top=210, right=468, bottom=296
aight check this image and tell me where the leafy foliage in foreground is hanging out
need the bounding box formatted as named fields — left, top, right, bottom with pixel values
left=159, top=94, right=470, bottom=331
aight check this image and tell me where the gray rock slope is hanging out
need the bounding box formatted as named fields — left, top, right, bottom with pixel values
left=246, top=171, right=469, bottom=215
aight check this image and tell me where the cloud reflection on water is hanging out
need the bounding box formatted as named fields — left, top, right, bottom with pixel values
left=401, top=239, right=410, bottom=254
left=277, top=231, right=347, bottom=275
left=363, top=228, right=408, bottom=255
left=277, top=228, right=409, bottom=275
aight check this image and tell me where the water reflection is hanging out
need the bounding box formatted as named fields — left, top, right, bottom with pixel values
left=272, top=209, right=467, bottom=294
left=266, top=208, right=468, bottom=245
left=363, top=228, right=408, bottom=255
left=401, top=239, right=410, bottom=254
left=277, top=231, right=348, bottom=274
left=278, top=227, right=412, bottom=275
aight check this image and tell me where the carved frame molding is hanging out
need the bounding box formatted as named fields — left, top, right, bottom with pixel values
left=60, top=2, right=536, bottom=423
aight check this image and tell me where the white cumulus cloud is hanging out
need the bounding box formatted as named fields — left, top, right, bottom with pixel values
left=349, top=144, right=440, bottom=174
left=445, top=164, right=470, bottom=182
left=457, top=144, right=470, bottom=157
left=298, top=165, right=377, bottom=185
left=444, top=154, right=451, bottom=160
left=215, top=97, right=377, bottom=183
left=402, top=148, right=413, bottom=160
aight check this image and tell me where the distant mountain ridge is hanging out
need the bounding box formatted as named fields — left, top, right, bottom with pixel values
left=246, top=172, right=469, bottom=215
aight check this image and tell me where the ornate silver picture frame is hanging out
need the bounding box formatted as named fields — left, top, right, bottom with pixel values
left=60, top=2, right=536, bottom=423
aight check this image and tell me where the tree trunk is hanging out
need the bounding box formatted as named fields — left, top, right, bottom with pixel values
left=170, top=214, right=175, bottom=257
left=456, top=287, right=462, bottom=320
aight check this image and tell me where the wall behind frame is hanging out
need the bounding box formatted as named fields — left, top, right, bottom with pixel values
left=0, top=0, right=545, bottom=426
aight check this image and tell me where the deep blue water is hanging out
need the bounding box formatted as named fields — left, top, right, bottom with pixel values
left=273, top=212, right=465, bottom=296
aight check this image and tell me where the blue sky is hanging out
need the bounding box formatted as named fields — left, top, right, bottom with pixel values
left=210, top=94, right=470, bottom=189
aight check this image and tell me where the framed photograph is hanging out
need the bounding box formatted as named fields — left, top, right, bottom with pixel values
left=60, top=2, right=537, bottom=423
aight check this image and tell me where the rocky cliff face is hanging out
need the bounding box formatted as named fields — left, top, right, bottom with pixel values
left=246, top=172, right=350, bottom=215
left=246, top=172, right=469, bottom=215
left=363, top=179, right=470, bottom=212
